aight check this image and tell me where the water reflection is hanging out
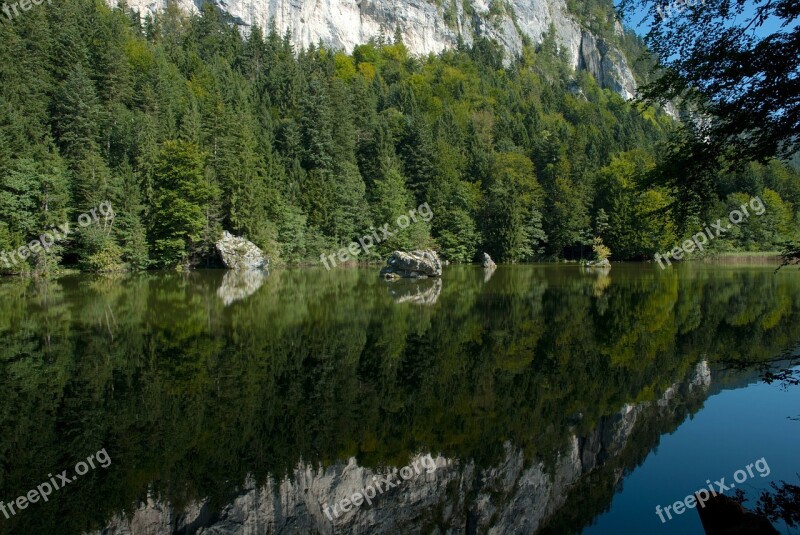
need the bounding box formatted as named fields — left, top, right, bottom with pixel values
left=0, top=265, right=798, bottom=534
left=383, top=278, right=442, bottom=305
left=483, top=264, right=497, bottom=283
left=217, top=269, right=267, bottom=306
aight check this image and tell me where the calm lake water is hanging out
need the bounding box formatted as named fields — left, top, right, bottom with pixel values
left=0, top=264, right=798, bottom=534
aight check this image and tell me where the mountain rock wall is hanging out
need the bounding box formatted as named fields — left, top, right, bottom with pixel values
left=113, top=0, right=638, bottom=100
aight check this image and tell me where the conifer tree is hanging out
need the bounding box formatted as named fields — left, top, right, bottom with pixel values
left=149, top=140, right=216, bottom=267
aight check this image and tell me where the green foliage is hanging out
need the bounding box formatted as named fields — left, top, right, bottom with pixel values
left=595, top=150, right=677, bottom=259
left=618, top=0, right=800, bottom=228
left=0, top=158, right=71, bottom=275
left=82, top=239, right=125, bottom=272
left=0, top=0, right=797, bottom=272
left=592, top=236, right=611, bottom=261
left=149, top=141, right=217, bottom=268
left=482, top=152, right=544, bottom=262
left=620, top=0, right=799, bottom=168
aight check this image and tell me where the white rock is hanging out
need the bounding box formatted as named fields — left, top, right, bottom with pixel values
left=215, top=231, right=269, bottom=271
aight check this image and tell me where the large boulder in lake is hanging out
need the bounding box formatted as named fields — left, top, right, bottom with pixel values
left=482, top=252, right=496, bottom=269
left=216, top=231, right=269, bottom=270
left=380, top=250, right=442, bottom=279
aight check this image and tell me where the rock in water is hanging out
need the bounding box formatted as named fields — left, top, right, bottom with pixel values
left=482, top=253, right=496, bottom=269
left=380, top=250, right=442, bottom=279
left=584, top=258, right=611, bottom=268
left=215, top=231, right=269, bottom=271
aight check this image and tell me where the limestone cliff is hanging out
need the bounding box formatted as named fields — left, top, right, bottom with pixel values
left=112, top=0, right=638, bottom=100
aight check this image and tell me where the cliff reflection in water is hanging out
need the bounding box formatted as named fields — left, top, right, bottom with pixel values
left=0, top=265, right=798, bottom=534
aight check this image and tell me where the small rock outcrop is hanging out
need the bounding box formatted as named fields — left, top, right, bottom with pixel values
left=215, top=231, right=269, bottom=271
left=584, top=258, right=611, bottom=268
left=482, top=253, right=496, bottom=269
left=380, top=250, right=442, bottom=279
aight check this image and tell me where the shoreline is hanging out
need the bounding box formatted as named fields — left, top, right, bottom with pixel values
left=0, top=253, right=789, bottom=278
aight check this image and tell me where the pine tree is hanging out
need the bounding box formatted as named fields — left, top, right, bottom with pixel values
left=114, top=163, right=149, bottom=270
left=149, top=140, right=216, bottom=267
left=398, top=109, right=436, bottom=203
left=482, top=152, right=544, bottom=262
left=53, top=65, right=103, bottom=163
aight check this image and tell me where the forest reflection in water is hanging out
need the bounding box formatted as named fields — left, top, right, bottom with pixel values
left=0, top=264, right=798, bottom=534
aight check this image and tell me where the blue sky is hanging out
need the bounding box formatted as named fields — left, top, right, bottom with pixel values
left=615, top=1, right=794, bottom=38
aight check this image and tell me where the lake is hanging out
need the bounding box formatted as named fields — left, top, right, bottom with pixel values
left=0, top=264, right=798, bottom=534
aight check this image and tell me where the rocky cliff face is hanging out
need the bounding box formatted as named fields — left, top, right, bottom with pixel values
left=89, top=362, right=711, bottom=535
left=113, top=0, right=638, bottom=100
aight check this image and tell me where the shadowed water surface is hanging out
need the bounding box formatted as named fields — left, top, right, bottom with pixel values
left=0, top=264, right=798, bottom=534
